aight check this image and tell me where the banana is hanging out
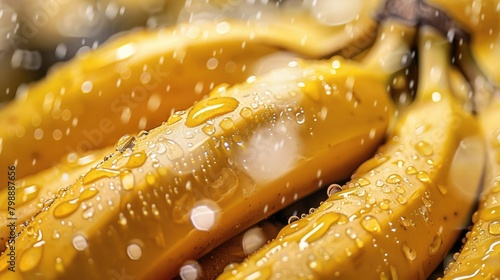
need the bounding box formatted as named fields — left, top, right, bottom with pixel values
left=217, top=26, right=484, bottom=280
left=0, top=15, right=361, bottom=182
left=0, top=147, right=113, bottom=252
left=0, top=17, right=412, bottom=279
left=441, top=84, right=500, bottom=280
left=425, top=0, right=500, bottom=84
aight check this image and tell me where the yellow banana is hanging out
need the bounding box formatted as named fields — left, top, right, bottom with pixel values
left=0, top=147, right=112, bottom=252
left=0, top=16, right=346, bottom=182
left=441, top=86, right=500, bottom=280
left=218, top=26, right=483, bottom=280
left=0, top=17, right=412, bottom=279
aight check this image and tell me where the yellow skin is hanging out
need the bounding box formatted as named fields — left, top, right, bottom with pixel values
left=0, top=147, right=113, bottom=252
left=0, top=1, right=381, bottom=182
left=442, top=95, right=500, bottom=279
left=0, top=29, right=400, bottom=278
left=218, top=27, right=483, bottom=280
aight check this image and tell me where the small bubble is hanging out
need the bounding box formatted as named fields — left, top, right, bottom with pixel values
left=295, top=112, right=305, bottom=124
left=327, top=184, right=343, bottom=197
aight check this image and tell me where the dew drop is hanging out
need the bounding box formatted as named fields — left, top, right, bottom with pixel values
left=116, top=134, right=136, bottom=152
left=19, top=245, right=43, bottom=272
left=124, top=152, right=147, bottom=168
left=202, top=123, right=216, bottom=135
left=386, top=174, right=403, bottom=184
left=405, top=166, right=417, bottom=175
left=402, top=242, right=417, bottom=261
left=417, top=171, right=431, bottom=183
left=185, top=97, right=239, bottom=127
left=361, top=215, right=381, bottom=233
left=79, top=187, right=98, bottom=201
left=300, top=212, right=342, bottom=244
left=160, top=140, right=183, bottom=160
left=356, top=177, right=370, bottom=187
left=240, top=107, right=253, bottom=119
left=219, top=118, right=234, bottom=130
left=428, top=233, right=442, bottom=256
left=72, top=234, right=88, bottom=251
left=295, top=112, right=305, bottom=124
left=120, top=170, right=135, bottom=191
left=397, top=195, right=407, bottom=205
left=488, top=220, right=500, bottom=235
left=83, top=168, right=120, bottom=185
left=492, top=178, right=500, bottom=193
left=53, top=199, right=80, bottom=219
left=127, top=243, right=142, bottom=260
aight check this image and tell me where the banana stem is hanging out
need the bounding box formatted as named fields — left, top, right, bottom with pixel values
left=361, top=19, right=416, bottom=76
left=414, top=26, right=451, bottom=103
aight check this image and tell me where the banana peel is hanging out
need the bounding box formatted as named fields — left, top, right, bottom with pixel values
left=217, top=26, right=484, bottom=280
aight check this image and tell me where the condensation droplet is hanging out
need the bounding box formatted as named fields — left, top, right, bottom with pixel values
left=327, top=184, right=343, bottom=197
left=127, top=243, right=142, bottom=260
left=72, top=234, right=88, bottom=251
left=488, top=220, right=500, bottom=235
left=19, top=245, right=43, bottom=272
left=186, top=97, right=239, bottom=127
left=386, top=174, right=403, bottom=184
left=361, top=215, right=381, bottom=233
left=405, top=166, right=417, bottom=175
left=417, top=171, right=431, bottom=183
left=428, top=233, right=442, bottom=255
left=179, top=261, right=202, bottom=280
left=402, top=242, right=417, bottom=261
left=120, top=170, right=135, bottom=191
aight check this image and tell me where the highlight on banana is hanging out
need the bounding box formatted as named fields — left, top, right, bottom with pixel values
left=1, top=0, right=500, bottom=279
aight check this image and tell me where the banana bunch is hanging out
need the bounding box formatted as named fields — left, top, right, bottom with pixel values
left=3, top=0, right=500, bottom=279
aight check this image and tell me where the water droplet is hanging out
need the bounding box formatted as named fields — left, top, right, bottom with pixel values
left=397, top=195, right=407, bottom=205
left=167, top=114, right=182, bottom=125
left=325, top=184, right=341, bottom=198
left=415, top=141, right=434, bottom=156
left=488, top=220, right=500, bottom=235
left=19, top=245, right=43, bottom=272
left=190, top=200, right=220, bottom=231
left=186, top=97, right=239, bottom=127
left=356, top=178, right=371, bottom=187
left=402, top=242, right=417, bottom=261
left=428, top=233, right=442, bottom=256
left=165, top=139, right=184, bottom=160
left=124, top=152, right=147, bottom=168
left=116, top=134, right=136, bottom=152
left=72, top=234, right=88, bottom=251
left=405, top=166, right=417, bottom=175
left=202, top=123, right=216, bottom=135
left=295, top=112, right=305, bottom=124
left=55, top=257, right=64, bottom=272
left=487, top=176, right=500, bottom=194
left=52, top=230, right=60, bottom=240
left=120, top=170, right=135, bottom=191
left=240, top=107, right=253, bottom=119
left=379, top=199, right=390, bottom=210
left=79, top=187, right=99, bottom=201
left=219, top=118, right=234, bottom=130
left=83, top=168, right=120, bottom=185
left=300, top=212, right=341, bottom=244
left=179, top=261, right=202, bottom=280
left=361, top=215, right=381, bottom=233
left=437, top=184, right=448, bottom=195
left=386, top=174, right=403, bottom=184
left=329, top=188, right=357, bottom=200
left=127, top=243, right=142, bottom=260
left=356, top=156, right=390, bottom=174
left=417, top=171, right=431, bottom=183
left=53, top=198, right=80, bottom=218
